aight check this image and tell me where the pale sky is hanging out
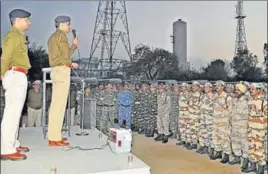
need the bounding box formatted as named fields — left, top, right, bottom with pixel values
left=1, top=1, right=267, bottom=68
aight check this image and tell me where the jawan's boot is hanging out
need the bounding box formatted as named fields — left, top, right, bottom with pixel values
left=154, top=134, right=164, bottom=141
left=196, top=146, right=205, bottom=154
left=188, top=144, right=197, bottom=150
left=200, top=146, right=209, bottom=154
left=242, top=161, right=257, bottom=173
left=162, top=135, right=168, bottom=144
left=240, top=158, right=249, bottom=170
left=220, top=153, right=229, bottom=164
left=209, top=148, right=214, bottom=159
left=184, top=142, right=190, bottom=148
left=229, top=155, right=241, bottom=165
left=210, top=151, right=222, bottom=160
left=176, top=141, right=185, bottom=146
left=256, top=164, right=265, bottom=174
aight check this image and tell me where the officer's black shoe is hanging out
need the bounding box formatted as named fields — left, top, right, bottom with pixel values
left=241, top=158, right=249, bottom=170
left=177, top=135, right=181, bottom=141
left=154, top=134, right=164, bottom=141
left=229, top=155, right=241, bottom=165
left=200, top=146, right=209, bottom=154
left=145, top=130, right=154, bottom=137
left=188, top=144, right=197, bottom=150
left=184, top=142, right=190, bottom=148
left=162, top=135, right=168, bottom=144
left=138, top=128, right=145, bottom=134
left=256, top=164, right=265, bottom=174
left=242, top=161, right=257, bottom=173
left=264, top=162, right=268, bottom=170
left=167, top=132, right=173, bottom=138
left=176, top=141, right=185, bottom=146
left=196, top=146, right=204, bottom=154
left=220, top=153, right=229, bottom=164
left=209, top=148, right=214, bottom=159
left=210, top=151, right=222, bottom=160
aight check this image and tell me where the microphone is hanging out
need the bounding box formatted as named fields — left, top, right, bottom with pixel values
left=72, top=29, right=77, bottom=38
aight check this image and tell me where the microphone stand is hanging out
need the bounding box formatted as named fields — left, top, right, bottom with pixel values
left=71, top=30, right=89, bottom=136
left=75, top=78, right=89, bottom=136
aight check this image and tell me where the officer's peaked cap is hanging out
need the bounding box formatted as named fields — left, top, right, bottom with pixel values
left=55, top=15, right=71, bottom=23
left=9, top=9, right=31, bottom=19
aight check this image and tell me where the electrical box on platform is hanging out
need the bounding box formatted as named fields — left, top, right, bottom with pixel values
left=108, top=128, right=132, bottom=154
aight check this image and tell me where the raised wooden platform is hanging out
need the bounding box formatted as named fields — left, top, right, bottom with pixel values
left=1, top=127, right=151, bottom=174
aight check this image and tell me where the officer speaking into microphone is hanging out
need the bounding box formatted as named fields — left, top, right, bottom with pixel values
left=1, top=9, right=32, bottom=161
left=47, top=15, right=79, bottom=146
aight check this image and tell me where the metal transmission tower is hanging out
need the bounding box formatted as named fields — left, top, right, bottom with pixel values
left=87, top=1, right=132, bottom=77
left=234, top=1, right=248, bottom=55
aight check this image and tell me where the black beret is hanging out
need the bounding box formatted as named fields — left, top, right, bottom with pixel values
left=55, top=15, right=71, bottom=23
left=9, top=9, right=31, bottom=19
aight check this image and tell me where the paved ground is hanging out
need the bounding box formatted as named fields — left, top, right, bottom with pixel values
left=131, top=133, right=265, bottom=174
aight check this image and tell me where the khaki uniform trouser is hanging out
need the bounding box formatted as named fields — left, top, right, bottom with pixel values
left=47, top=66, right=70, bottom=141
left=27, top=107, right=42, bottom=127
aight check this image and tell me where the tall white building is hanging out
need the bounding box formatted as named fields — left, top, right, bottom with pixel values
left=172, top=19, right=189, bottom=70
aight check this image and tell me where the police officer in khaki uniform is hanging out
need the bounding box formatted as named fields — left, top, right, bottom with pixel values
left=1, top=9, right=31, bottom=161
left=47, top=15, right=79, bottom=146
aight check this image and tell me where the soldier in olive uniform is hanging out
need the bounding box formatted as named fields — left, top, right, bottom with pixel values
left=1, top=9, right=31, bottom=161
left=138, top=83, right=149, bottom=134
left=95, top=83, right=104, bottom=130
left=101, top=84, right=116, bottom=134
left=131, top=84, right=141, bottom=132
left=146, top=83, right=158, bottom=137
left=47, top=16, right=79, bottom=147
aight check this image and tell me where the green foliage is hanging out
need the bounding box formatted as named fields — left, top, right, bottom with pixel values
left=230, top=49, right=260, bottom=80
left=127, top=44, right=178, bottom=80
left=27, top=43, right=50, bottom=81
left=201, top=59, right=228, bottom=81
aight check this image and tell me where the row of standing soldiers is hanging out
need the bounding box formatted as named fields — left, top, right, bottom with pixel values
left=93, top=80, right=267, bottom=174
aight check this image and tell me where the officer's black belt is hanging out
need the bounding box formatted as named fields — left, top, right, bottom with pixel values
left=97, top=104, right=103, bottom=106
left=103, top=104, right=114, bottom=107
left=120, top=104, right=131, bottom=107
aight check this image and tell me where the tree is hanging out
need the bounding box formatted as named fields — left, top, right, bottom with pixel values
left=28, top=43, right=49, bottom=81
left=231, top=49, right=261, bottom=81
left=201, top=59, right=228, bottom=81
left=263, top=43, right=268, bottom=77
left=127, top=44, right=178, bottom=80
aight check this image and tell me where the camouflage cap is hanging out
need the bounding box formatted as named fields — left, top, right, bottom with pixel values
left=55, top=15, right=71, bottom=24
left=181, top=82, right=188, bottom=87
left=250, top=83, right=262, bottom=89
left=204, top=82, right=212, bottom=87
left=215, top=80, right=225, bottom=86
left=192, top=81, right=200, bottom=86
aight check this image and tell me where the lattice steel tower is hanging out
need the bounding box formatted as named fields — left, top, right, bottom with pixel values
left=87, top=1, right=132, bottom=77
left=234, top=1, right=248, bottom=55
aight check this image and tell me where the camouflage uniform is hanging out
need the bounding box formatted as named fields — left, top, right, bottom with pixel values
left=177, top=83, right=190, bottom=145
left=146, top=85, right=157, bottom=137
left=155, top=85, right=171, bottom=143
left=229, top=83, right=249, bottom=165
left=101, top=89, right=116, bottom=134
left=198, top=83, right=214, bottom=152
left=211, top=81, right=231, bottom=161
left=186, top=82, right=201, bottom=148
left=95, top=87, right=104, bottom=130
left=169, top=88, right=180, bottom=139
left=244, top=83, right=267, bottom=172
left=138, top=85, right=149, bottom=134
left=131, top=87, right=141, bottom=131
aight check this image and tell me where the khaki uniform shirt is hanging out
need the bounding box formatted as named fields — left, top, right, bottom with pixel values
left=1, top=27, right=31, bottom=76
left=47, top=29, right=77, bottom=67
